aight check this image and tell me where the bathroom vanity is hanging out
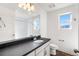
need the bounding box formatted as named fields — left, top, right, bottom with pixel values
left=0, top=37, right=51, bottom=56
left=27, top=40, right=50, bottom=56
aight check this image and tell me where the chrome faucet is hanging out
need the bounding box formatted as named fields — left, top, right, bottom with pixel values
left=33, top=36, right=37, bottom=41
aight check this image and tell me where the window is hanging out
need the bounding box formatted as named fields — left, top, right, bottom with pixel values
left=58, top=12, right=72, bottom=30
left=33, top=16, right=40, bottom=31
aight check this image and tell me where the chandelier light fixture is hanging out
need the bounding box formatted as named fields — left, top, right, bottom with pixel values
left=18, top=3, right=35, bottom=12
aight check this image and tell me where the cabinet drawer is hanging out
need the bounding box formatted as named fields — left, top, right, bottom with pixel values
left=36, top=41, right=50, bottom=54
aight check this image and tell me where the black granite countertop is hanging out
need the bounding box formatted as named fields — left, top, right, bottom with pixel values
left=0, top=37, right=50, bottom=56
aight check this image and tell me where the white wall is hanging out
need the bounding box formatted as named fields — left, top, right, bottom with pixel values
left=0, top=5, right=15, bottom=42
left=40, top=10, right=47, bottom=37
left=78, top=4, right=79, bottom=51
left=47, top=4, right=79, bottom=55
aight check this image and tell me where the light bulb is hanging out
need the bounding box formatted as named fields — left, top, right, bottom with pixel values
left=27, top=3, right=30, bottom=9
left=18, top=3, right=35, bottom=12
left=28, top=8, right=31, bottom=11
left=23, top=5, right=27, bottom=10
left=31, top=5, right=35, bottom=11
left=18, top=3, right=22, bottom=8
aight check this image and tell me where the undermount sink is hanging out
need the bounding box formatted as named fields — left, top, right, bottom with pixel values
left=33, top=40, right=44, bottom=43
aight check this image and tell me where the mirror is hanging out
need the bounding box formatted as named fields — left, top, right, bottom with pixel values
left=15, top=9, right=40, bottom=39
left=0, top=3, right=41, bottom=42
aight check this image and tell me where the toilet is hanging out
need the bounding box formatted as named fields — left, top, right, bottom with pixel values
left=50, top=44, right=58, bottom=55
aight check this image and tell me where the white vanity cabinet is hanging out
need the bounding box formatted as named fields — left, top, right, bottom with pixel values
left=27, top=51, right=35, bottom=56
left=44, top=45, right=50, bottom=56
left=27, top=41, right=50, bottom=56
left=36, top=45, right=50, bottom=56
left=36, top=49, right=44, bottom=56
left=36, top=41, right=50, bottom=56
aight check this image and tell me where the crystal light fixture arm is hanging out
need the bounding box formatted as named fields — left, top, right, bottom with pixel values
left=18, top=3, right=35, bottom=12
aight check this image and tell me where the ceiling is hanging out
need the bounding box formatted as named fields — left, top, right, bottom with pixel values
left=0, top=3, right=17, bottom=11
left=0, top=3, right=74, bottom=12
left=34, top=3, right=74, bottom=12
left=0, top=3, right=75, bottom=19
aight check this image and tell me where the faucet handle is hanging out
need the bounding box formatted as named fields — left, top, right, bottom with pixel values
left=34, top=37, right=37, bottom=41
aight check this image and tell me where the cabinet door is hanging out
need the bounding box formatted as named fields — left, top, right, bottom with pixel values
left=44, top=45, right=50, bottom=56
left=27, top=51, right=35, bottom=56
left=36, top=50, right=44, bottom=56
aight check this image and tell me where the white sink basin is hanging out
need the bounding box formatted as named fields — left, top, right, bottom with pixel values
left=33, top=40, right=43, bottom=43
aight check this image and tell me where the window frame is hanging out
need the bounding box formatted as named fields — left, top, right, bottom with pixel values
left=58, top=12, right=72, bottom=30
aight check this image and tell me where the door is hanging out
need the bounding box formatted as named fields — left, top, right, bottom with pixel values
left=44, top=45, right=50, bottom=56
